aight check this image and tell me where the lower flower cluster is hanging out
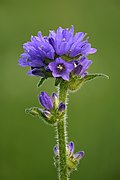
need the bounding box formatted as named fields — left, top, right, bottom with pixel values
left=54, top=142, right=84, bottom=174
left=26, top=91, right=66, bottom=126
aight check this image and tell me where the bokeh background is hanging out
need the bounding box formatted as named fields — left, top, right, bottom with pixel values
left=0, top=0, right=120, bottom=179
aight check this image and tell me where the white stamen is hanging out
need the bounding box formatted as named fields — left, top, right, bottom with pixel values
left=57, top=65, right=63, bottom=70
left=62, top=38, right=66, bottom=42
left=39, top=45, right=43, bottom=50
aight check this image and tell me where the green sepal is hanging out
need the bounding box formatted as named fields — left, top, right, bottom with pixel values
left=25, top=107, right=43, bottom=116
left=55, top=77, right=62, bottom=86
left=25, top=107, right=64, bottom=126
left=67, top=158, right=79, bottom=175
left=37, top=77, right=46, bottom=87
left=68, top=73, right=109, bottom=91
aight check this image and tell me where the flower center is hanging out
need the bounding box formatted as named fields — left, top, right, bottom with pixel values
left=57, top=64, right=65, bottom=71
left=62, top=38, right=66, bottom=42
left=74, top=62, right=77, bottom=68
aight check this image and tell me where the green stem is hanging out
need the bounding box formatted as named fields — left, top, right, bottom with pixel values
left=56, top=81, right=69, bottom=180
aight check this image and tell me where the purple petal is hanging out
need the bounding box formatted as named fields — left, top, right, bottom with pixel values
left=18, top=57, right=29, bottom=67
left=67, top=142, right=74, bottom=155
left=27, top=68, right=45, bottom=77
left=88, top=48, right=97, bottom=54
left=54, top=145, right=59, bottom=156
left=39, top=92, right=53, bottom=110
left=62, top=72, right=70, bottom=81
left=73, top=151, right=85, bottom=160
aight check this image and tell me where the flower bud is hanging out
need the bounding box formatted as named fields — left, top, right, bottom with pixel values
left=58, top=102, right=66, bottom=112
left=43, top=110, right=52, bottom=119
left=39, top=92, right=53, bottom=110
left=52, top=93, right=59, bottom=108
left=54, top=145, right=59, bottom=156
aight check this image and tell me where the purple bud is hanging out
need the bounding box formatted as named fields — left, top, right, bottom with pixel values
left=73, top=151, right=85, bottom=160
left=67, top=142, right=74, bottom=155
left=58, top=102, right=66, bottom=112
left=39, top=92, right=53, bottom=110
left=52, top=93, right=59, bottom=108
left=43, top=110, right=51, bottom=118
left=54, top=145, right=59, bottom=156
left=73, top=64, right=83, bottom=75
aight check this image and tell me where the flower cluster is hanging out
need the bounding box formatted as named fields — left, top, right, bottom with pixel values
left=39, top=92, right=65, bottom=120
left=54, top=141, right=84, bottom=172
left=19, top=26, right=96, bottom=81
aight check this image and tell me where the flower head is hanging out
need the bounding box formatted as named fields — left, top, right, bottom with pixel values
left=19, top=32, right=55, bottom=76
left=49, top=26, right=74, bottom=56
left=19, top=25, right=96, bottom=80
left=48, top=58, right=74, bottom=81
left=49, top=25, right=96, bottom=57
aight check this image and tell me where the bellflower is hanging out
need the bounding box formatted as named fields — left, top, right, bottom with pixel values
left=19, top=32, right=55, bottom=76
left=54, top=141, right=84, bottom=163
left=19, top=25, right=97, bottom=80
left=67, top=142, right=85, bottom=160
left=48, top=58, right=74, bottom=81
left=19, top=25, right=106, bottom=180
left=72, top=56, right=92, bottom=77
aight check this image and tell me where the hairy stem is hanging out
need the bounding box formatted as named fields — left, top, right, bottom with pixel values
left=56, top=80, right=69, bottom=180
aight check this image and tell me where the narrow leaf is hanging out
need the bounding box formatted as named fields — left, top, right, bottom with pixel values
left=83, top=73, right=109, bottom=82
left=55, top=78, right=62, bottom=86
left=37, top=78, right=46, bottom=87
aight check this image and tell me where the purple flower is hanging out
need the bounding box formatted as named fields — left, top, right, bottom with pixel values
left=39, top=92, right=53, bottom=110
left=49, top=25, right=96, bottom=57
left=19, top=32, right=55, bottom=74
left=67, top=142, right=85, bottom=160
left=71, top=56, right=92, bottom=77
left=48, top=58, right=74, bottom=81
left=54, top=141, right=84, bottom=161
left=49, top=26, right=74, bottom=56
left=19, top=26, right=96, bottom=79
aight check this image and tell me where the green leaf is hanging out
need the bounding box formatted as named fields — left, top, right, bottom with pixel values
left=37, top=77, right=46, bottom=87
left=83, top=73, right=109, bottom=82
left=68, top=73, right=109, bottom=92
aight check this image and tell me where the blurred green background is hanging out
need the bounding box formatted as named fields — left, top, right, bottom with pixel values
left=0, top=0, right=120, bottom=179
